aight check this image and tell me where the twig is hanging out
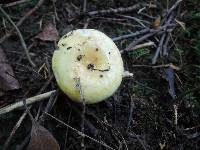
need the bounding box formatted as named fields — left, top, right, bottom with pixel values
left=52, top=1, right=60, bottom=21
left=112, top=28, right=150, bottom=41
left=0, top=0, right=44, bottom=43
left=64, top=105, right=72, bottom=150
left=152, top=33, right=166, bottom=64
left=174, top=104, right=178, bottom=127
left=83, top=18, right=90, bottom=29
left=117, top=14, right=149, bottom=27
left=0, top=90, right=56, bottom=115
left=74, top=77, right=86, bottom=149
left=87, top=4, right=142, bottom=16
left=38, top=90, right=59, bottom=123
left=120, top=41, right=155, bottom=53
left=2, top=0, right=31, bottom=7
left=15, top=90, right=57, bottom=150
left=0, top=6, right=36, bottom=67
left=126, top=96, right=135, bottom=132
left=138, top=12, right=156, bottom=19
left=44, top=112, right=115, bottom=150
left=131, top=63, right=180, bottom=70
left=152, top=8, right=175, bottom=64
left=125, top=24, right=175, bottom=51
left=163, top=33, right=170, bottom=56
left=118, top=14, right=150, bottom=24
left=166, top=0, right=183, bottom=18
left=2, top=76, right=55, bottom=149
left=161, top=0, right=183, bottom=25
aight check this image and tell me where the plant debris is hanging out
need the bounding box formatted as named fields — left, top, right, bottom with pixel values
left=35, top=23, right=59, bottom=42
left=0, top=0, right=199, bottom=149
left=27, top=123, right=60, bottom=150
left=0, top=47, right=20, bottom=91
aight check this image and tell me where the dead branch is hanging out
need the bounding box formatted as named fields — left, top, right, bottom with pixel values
left=152, top=33, right=166, bottom=64
left=87, top=3, right=142, bottom=16
left=0, top=90, right=56, bottom=115
left=131, top=63, right=180, bottom=70
left=2, top=0, right=31, bottom=7
left=120, top=41, right=155, bottom=53
left=163, top=33, right=171, bottom=56
left=125, top=24, right=175, bottom=51
left=112, top=28, right=150, bottom=41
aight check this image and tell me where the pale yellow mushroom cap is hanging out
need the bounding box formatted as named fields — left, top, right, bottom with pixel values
left=52, top=29, right=124, bottom=104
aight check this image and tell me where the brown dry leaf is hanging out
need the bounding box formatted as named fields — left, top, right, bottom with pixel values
left=27, top=123, right=60, bottom=150
left=151, top=15, right=161, bottom=29
left=35, top=23, right=59, bottom=41
left=0, top=47, right=20, bottom=91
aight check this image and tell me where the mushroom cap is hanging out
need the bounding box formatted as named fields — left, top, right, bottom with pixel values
left=52, top=29, right=124, bottom=104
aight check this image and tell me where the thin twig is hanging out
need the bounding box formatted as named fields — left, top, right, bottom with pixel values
left=126, top=96, right=135, bottom=132
left=174, top=104, right=178, bottom=127
left=74, top=77, right=86, bottom=149
left=163, top=33, right=171, bottom=56
left=87, top=4, right=142, bottom=16
left=44, top=112, right=115, bottom=150
left=117, top=14, right=149, bottom=27
left=0, top=6, right=36, bottom=67
left=3, top=0, right=31, bottom=7
left=161, top=0, right=183, bottom=25
left=112, top=28, right=150, bottom=41
left=152, top=33, right=166, bottom=64
left=64, top=105, right=72, bottom=150
left=38, top=90, right=59, bottom=123
left=125, top=24, right=175, bottom=51
left=0, top=90, right=56, bottom=115
left=166, top=0, right=183, bottom=18
left=131, top=63, right=180, bottom=70
left=2, top=76, right=55, bottom=149
left=120, top=41, right=155, bottom=53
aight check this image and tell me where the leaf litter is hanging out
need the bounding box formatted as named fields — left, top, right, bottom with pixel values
left=35, top=23, right=59, bottom=42
left=0, top=47, right=20, bottom=91
left=27, top=123, right=60, bottom=150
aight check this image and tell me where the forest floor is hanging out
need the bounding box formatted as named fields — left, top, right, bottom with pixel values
left=0, top=0, right=200, bottom=149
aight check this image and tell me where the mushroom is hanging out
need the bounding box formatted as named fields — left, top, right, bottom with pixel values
left=52, top=29, right=124, bottom=104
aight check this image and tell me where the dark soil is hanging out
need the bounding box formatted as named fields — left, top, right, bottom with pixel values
left=0, top=0, right=200, bottom=150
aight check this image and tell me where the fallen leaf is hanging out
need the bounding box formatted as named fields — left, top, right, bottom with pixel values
left=27, top=123, right=60, bottom=150
left=0, top=47, right=20, bottom=91
left=35, top=23, right=59, bottom=41
left=151, top=15, right=161, bottom=29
